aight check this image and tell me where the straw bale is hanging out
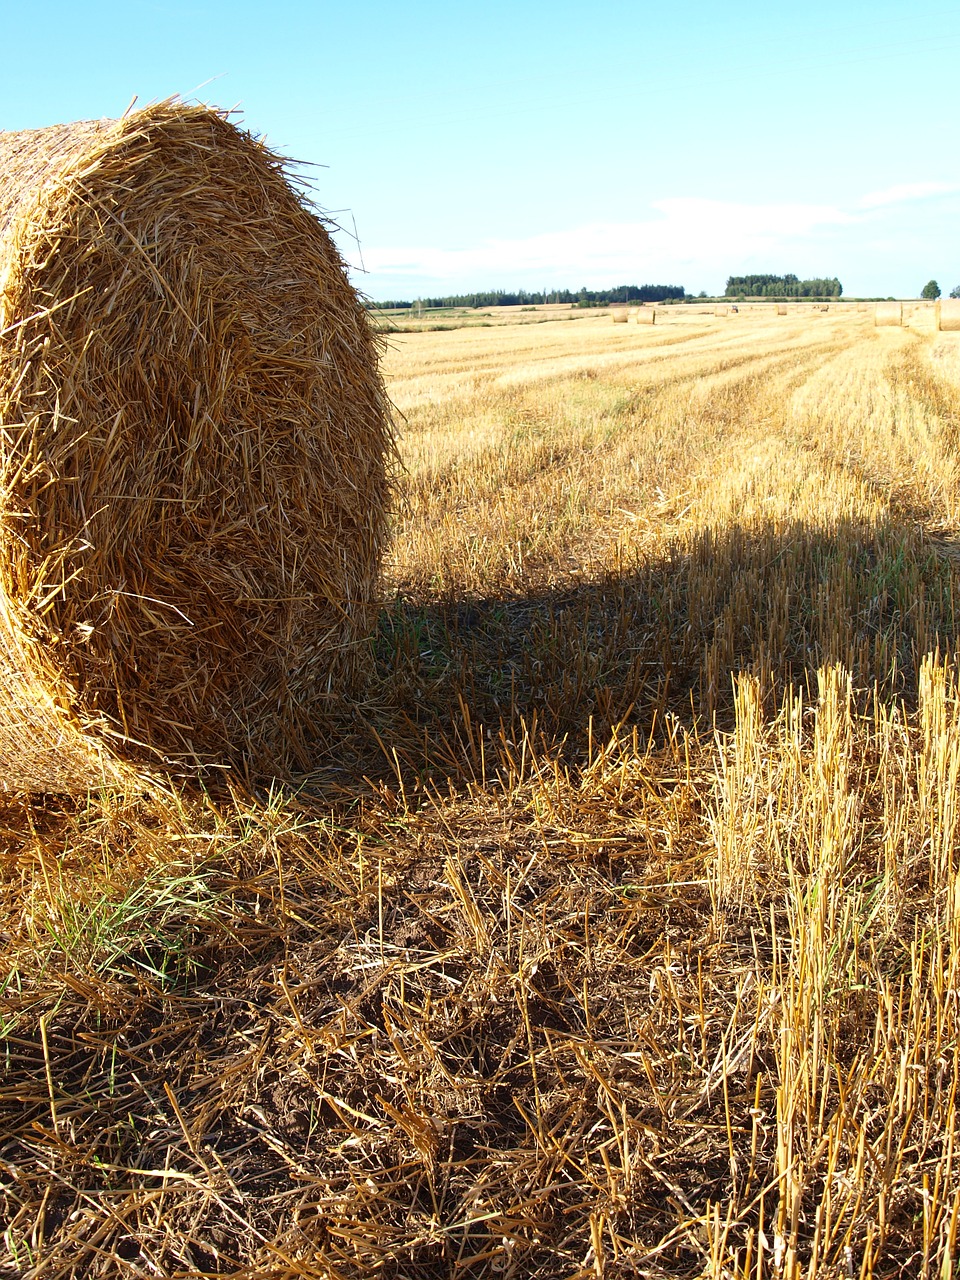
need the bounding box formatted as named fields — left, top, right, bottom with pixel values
left=0, top=102, right=392, bottom=791
left=634, top=307, right=655, bottom=325
left=937, top=299, right=960, bottom=332
left=776, top=304, right=788, bottom=315
left=875, top=301, right=903, bottom=327
left=714, top=305, right=729, bottom=317
left=611, top=307, right=629, bottom=323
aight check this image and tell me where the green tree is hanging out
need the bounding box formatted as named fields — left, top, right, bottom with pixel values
left=949, top=285, right=960, bottom=299
left=724, top=273, right=842, bottom=298
left=921, top=280, right=942, bottom=300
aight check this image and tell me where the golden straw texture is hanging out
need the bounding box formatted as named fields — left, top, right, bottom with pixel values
left=0, top=102, right=392, bottom=791
left=937, top=299, right=960, bottom=331
left=611, top=307, right=629, bottom=323
left=634, top=307, right=655, bottom=325
left=875, top=301, right=903, bottom=327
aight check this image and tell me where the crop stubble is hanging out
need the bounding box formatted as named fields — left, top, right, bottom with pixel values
left=4, top=307, right=960, bottom=1277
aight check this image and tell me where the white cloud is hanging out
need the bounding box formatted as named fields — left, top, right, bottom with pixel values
left=348, top=184, right=959, bottom=298
left=651, top=197, right=854, bottom=237
left=859, top=181, right=960, bottom=209
left=357, top=197, right=854, bottom=289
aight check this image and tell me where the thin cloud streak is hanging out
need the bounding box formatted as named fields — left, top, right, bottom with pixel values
left=859, top=181, right=960, bottom=208
left=349, top=184, right=959, bottom=298
left=356, top=197, right=855, bottom=289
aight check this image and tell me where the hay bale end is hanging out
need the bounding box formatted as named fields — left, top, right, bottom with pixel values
left=0, top=102, right=392, bottom=790
left=875, top=301, right=903, bottom=327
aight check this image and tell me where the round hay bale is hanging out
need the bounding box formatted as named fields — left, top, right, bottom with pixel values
left=714, top=305, right=729, bottom=317
left=937, top=299, right=960, bottom=332
left=875, top=301, right=903, bottom=327
left=776, top=304, right=788, bottom=315
left=0, top=102, right=392, bottom=791
left=611, top=307, right=629, bottom=323
left=634, top=307, right=655, bottom=325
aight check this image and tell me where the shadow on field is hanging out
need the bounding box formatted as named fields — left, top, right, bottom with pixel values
left=7, top=509, right=960, bottom=1279
left=321, top=509, right=959, bottom=797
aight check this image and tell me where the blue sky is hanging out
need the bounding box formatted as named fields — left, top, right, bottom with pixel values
left=2, top=0, right=958, bottom=300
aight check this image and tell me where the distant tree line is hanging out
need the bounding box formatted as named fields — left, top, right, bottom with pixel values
left=725, top=273, right=843, bottom=298
left=369, top=284, right=686, bottom=310
left=577, top=283, right=686, bottom=305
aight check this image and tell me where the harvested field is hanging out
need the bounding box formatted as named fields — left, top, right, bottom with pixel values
left=5, top=305, right=960, bottom=1277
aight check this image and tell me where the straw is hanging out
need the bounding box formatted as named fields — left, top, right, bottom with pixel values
left=874, top=301, right=903, bottom=327
left=0, top=102, right=392, bottom=790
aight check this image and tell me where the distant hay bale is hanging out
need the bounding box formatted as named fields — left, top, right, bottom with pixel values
left=634, top=308, right=655, bottom=325
left=714, top=305, right=729, bottom=317
left=875, top=302, right=903, bottom=327
left=611, top=307, right=629, bottom=323
left=776, top=304, right=788, bottom=315
left=0, top=102, right=392, bottom=791
left=857, top=302, right=869, bottom=312
left=937, top=300, right=960, bottom=331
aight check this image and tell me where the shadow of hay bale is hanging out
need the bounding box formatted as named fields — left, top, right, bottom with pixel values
left=364, top=512, right=954, bottom=797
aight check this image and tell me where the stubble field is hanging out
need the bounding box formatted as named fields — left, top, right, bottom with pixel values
left=4, top=303, right=960, bottom=1278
